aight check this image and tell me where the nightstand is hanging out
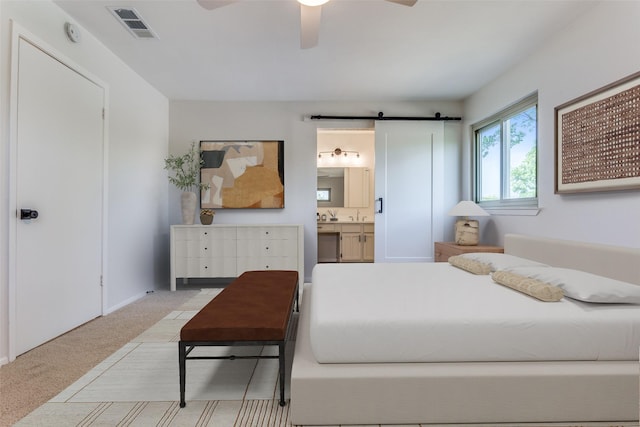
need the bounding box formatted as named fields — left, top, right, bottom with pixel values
left=434, top=241, right=504, bottom=262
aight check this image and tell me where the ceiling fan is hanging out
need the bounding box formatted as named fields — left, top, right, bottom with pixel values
left=196, top=0, right=417, bottom=49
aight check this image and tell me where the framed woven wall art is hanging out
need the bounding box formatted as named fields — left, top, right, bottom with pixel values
left=555, top=71, right=640, bottom=194
left=200, top=140, right=284, bottom=209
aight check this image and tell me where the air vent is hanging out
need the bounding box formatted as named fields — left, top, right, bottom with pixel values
left=107, top=7, right=158, bottom=39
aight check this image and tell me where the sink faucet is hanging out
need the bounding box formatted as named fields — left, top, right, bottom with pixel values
left=356, top=209, right=360, bottom=221
left=349, top=216, right=354, bottom=221
left=362, top=216, right=367, bottom=222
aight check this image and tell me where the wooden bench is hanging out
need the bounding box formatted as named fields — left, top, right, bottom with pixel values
left=179, top=270, right=299, bottom=408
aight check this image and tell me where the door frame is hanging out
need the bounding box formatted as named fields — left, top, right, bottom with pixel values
left=7, top=22, right=109, bottom=362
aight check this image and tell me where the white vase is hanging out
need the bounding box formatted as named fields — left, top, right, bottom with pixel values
left=181, top=191, right=197, bottom=225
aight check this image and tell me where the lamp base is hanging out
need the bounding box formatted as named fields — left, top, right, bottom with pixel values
left=454, top=219, right=479, bottom=246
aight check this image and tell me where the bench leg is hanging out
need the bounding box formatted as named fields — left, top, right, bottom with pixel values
left=179, top=342, right=187, bottom=408
left=278, top=341, right=286, bottom=406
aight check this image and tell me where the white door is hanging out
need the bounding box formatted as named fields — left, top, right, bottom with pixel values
left=13, top=38, right=104, bottom=356
left=374, top=121, right=444, bottom=263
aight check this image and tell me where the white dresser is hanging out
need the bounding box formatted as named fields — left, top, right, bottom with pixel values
left=170, top=224, right=304, bottom=291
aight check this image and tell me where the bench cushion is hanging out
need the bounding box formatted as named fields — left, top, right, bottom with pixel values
left=180, top=270, right=298, bottom=342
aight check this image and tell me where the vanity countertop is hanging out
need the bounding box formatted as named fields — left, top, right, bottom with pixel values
left=317, top=221, right=374, bottom=225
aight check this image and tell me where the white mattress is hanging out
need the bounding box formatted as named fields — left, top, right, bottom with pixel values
left=310, top=262, right=640, bottom=363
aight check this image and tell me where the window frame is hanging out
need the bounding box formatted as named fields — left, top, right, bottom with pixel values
left=472, top=93, right=539, bottom=211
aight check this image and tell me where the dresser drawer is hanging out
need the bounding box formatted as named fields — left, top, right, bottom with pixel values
left=174, top=226, right=236, bottom=242
left=175, top=239, right=237, bottom=258
left=175, top=256, right=236, bottom=278
left=236, top=226, right=298, bottom=240
left=236, top=239, right=297, bottom=257
left=236, top=256, right=298, bottom=273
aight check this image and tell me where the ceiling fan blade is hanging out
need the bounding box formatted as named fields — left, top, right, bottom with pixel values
left=386, top=0, right=417, bottom=6
left=196, top=0, right=237, bottom=10
left=300, top=4, right=322, bottom=49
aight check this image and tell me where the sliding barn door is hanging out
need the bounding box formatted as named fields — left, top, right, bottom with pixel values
left=374, top=121, right=444, bottom=263
left=13, top=37, right=105, bottom=356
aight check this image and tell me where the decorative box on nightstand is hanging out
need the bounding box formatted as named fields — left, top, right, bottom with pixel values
left=434, top=241, right=504, bottom=262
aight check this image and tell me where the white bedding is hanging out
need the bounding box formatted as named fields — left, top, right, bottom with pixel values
left=310, top=262, right=640, bottom=363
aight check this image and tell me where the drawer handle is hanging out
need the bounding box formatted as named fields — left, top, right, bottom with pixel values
left=265, top=246, right=269, bottom=250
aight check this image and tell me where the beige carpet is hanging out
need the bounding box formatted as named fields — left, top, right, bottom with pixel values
left=0, top=289, right=199, bottom=426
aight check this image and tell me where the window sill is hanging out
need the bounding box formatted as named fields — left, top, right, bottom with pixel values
left=484, top=208, right=540, bottom=216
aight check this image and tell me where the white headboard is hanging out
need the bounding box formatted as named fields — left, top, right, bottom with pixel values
left=504, top=234, right=640, bottom=285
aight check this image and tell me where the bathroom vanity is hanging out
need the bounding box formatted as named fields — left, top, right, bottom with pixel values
left=317, top=222, right=374, bottom=263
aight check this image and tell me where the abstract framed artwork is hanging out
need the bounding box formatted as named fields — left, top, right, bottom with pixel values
left=200, top=140, right=284, bottom=209
left=555, top=71, right=640, bottom=194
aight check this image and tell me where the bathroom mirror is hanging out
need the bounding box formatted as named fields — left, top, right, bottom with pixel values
left=317, top=167, right=370, bottom=208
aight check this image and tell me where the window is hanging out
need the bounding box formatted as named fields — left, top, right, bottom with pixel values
left=473, top=94, right=538, bottom=209
left=317, top=188, right=331, bottom=202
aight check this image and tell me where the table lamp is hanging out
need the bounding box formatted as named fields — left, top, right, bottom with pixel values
left=447, top=201, right=490, bottom=246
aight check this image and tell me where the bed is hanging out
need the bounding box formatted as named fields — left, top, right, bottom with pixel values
left=290, top=234, right=640, bottom=425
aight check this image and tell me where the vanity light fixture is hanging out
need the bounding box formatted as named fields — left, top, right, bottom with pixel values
left=318, top=148, right=360, bottom=159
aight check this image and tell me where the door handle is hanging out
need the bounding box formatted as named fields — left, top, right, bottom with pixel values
left=375, top=197, right=383, bottom=214
left=20, top=209, right=39, bottom=220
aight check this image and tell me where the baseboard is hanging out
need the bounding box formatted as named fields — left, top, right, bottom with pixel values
left=104, top=290, right=149, bottom=315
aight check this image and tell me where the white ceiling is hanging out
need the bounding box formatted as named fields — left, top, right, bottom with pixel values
left=54, top=0, right=598, bottom=102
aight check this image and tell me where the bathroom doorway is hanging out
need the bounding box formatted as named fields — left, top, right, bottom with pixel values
left=316, top=129, right=375, bottom=263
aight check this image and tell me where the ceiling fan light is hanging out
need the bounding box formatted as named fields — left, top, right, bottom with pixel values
left=298, top=0, right=329, bottom=6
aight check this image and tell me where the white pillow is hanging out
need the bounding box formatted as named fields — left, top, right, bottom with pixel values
left=457, top=253, right=549, bottom=272
left=503, top=266, right=640, bottom=304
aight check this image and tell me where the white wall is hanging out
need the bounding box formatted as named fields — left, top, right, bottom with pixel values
left=169, top=101, right=463, bottom=281
left=0, top=1, right=169, bottom=363
left=463, top=1, right=640, bottom=249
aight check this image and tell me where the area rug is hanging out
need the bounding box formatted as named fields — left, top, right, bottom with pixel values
left=15, top=289, right=296, bottom=427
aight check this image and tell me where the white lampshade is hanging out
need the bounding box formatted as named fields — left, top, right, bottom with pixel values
left=298, top=0, right=329, bottom=5
left=448, top=200, right=489, bottom=217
